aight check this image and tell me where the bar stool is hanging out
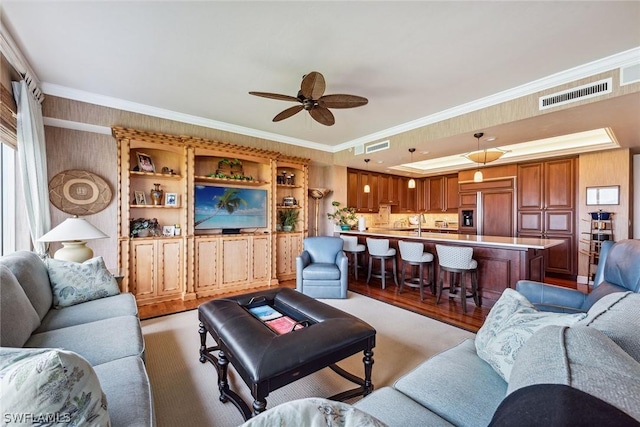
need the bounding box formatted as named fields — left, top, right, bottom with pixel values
left=366, top=238, right=398, bottom=289
left=435, top=244, right=481, bottom=313
left=398, top=240, right=435, bottom=301
left=340, top=235, right=366, bottom=280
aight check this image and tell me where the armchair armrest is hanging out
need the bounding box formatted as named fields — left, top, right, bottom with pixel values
left=516, top=280, right=587, bottom=313
left=296, top=251, right=311, bottom=293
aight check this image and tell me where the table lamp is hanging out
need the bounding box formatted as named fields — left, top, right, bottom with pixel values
left=38, top=216, right=109, bottom=262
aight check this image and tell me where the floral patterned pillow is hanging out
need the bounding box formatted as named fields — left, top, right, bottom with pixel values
left=0, top=347, right=110, bottom=426
left=46, top=256, right=120, bottom=308
left=240, top=397, right=388, bottom=427
left=475, top=288, right=586, bottom=382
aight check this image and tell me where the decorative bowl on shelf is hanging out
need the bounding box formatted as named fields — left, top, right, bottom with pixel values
left=408, top=215, right=419, bottom=225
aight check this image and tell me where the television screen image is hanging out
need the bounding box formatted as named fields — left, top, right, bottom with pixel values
left=195, top=185, right=268, bottom=230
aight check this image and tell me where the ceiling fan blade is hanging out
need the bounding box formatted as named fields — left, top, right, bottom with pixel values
left=273, top=105, right=304, bottom=122
left=318, top=94, right=368, bottom=109
left=309, top=106, right=335, bottom=126
left=300, top=71, right=326, bottom=100
left=249, top=91, right=299, bottom=103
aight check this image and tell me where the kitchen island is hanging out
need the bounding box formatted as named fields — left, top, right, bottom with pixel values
left=341, top=230, right=563, bottom=306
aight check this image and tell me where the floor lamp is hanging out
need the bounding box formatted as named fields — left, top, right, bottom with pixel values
left=308, top=188, right=331, bottom=236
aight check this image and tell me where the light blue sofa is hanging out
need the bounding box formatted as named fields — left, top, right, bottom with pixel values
left=350, top=240, right=640, bottom=426
left=0, top=251, right=154, bottom=426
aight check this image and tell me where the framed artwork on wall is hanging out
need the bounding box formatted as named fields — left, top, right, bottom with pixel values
left=586, top=185, right=619, bottom=205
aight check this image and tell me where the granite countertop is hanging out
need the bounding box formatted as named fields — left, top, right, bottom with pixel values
left=342, top=229, right=563, bottom=250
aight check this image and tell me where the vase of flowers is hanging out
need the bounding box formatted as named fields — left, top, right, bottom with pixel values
left=327, top=201, right=357, bottom=230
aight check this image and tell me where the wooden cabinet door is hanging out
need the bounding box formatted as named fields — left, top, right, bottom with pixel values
left=405, top=179, right=419, bottom=212
left=428, top=176, right=444, bottom=212
left=544, top=234, right=575, bottom=275
left=545, top=158, right=575, bottom=209
left=445, top=175, right=459, bottom=212
left=389, top=176, right=401, bottom=205
left=130, top=240, right=156, bottom=298
left=518, top=162, right=544, bottom=210
left=360, top=173, right=379, bottom=212
left=276, top=233, right=302, bottom=279
left=347, top=170, right=360, bottom=209
left=195, top=238, right=219, bottom=291
left=251, top=235, right=270, bottom=281
left=481, top=190, right=514, bottom=237
left=158, top=239, right=183, bottom=296
left=221, top=237, right=249, bottom=286
left=378, top=174, right=391, bottom=204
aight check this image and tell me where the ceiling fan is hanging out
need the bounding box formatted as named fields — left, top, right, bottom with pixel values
left=249, top=71, right=368, bottom=126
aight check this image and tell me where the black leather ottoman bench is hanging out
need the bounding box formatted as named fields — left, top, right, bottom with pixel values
left=198, top=287, right=376, bottom=421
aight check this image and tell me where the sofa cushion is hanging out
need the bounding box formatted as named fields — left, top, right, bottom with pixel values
left=0, top=251, right=52, bottom=319
left=37, top=293, right=138, bottom=333
left=577, top=291, right=640, bottom=362
left=394, top=339, right=507, bottom=427
left=490, top=384, right=640, bottom=427
left=507, top=325, right=640, bottom=421
left=93, top=356, right=154, bottom=427
left=239, top=397, right=388, bottom=427
left=0, top=347, right=110, bottom=426
left=25, top=315, right=145, bottom=366
left=46, top=256, right=120, bottom=308
left=354, top=386, right=455, bottom=427
left=0, top=265, right=41, bottom=347
left=475, top=288, right=585, bottom=381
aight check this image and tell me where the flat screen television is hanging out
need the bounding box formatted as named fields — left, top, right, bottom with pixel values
left=194, top=184, right=268, bottom=230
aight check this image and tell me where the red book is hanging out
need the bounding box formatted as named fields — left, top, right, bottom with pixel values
left=264, top=316, right=305, bottom=335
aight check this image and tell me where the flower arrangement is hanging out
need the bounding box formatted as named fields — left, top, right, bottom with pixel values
left=327, top=201, right=357, bottom=228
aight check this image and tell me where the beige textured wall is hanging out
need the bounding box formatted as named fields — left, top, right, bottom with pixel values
left=577, top=149, right=632, bottom=282
left=44, top=127, right=119, bottom=268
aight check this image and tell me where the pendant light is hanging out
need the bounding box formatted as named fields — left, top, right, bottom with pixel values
left=473, top=132, right=484, bottom=183
left=407, top=148, right=416, bottom=189
left=363, top=159, right=371, bottom=193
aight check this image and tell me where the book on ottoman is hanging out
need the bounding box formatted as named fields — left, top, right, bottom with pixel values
left=265, top=316, right=306, bottom=334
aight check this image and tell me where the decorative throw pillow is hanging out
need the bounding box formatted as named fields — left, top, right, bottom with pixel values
left=475, top=288, right=586, bottom=381
left=239, top=397, right=388, bottom=427
left=46, top=256, right=120, bottom=308
left=0, top=347, right=110, bottom=426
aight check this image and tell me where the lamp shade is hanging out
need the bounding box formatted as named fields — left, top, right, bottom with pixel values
left=408, top=178, right=416, bottom=189
left=465, top=148, right=507, bottom=164
left=38, top=217, right=109, bottom=242
left=474, top=170, right=484, bottom=183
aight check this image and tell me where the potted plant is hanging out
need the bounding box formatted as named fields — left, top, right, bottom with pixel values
left=278, top=209, right=299, bottom=232
left=327, top=201, right=357, bottom=230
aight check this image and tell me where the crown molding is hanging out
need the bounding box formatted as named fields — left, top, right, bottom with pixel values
left=41, top=83, right=331, bottom=151
left=41, top=47, right=639, bottom=152
left=333, top=46, right=640, bottom=153
left=42, top=117, right=112, bottom=135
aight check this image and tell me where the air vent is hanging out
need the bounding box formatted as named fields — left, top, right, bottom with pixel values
left=354, top=145, right=364, bottom=155
left=620, top=62, right=640, bottom=86
left=539, top=78, right=612, bottom=110
left=365, top=140, right=390, bottom=154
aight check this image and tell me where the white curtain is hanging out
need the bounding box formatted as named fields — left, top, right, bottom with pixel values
left=12, top=80, right=50, bottom=255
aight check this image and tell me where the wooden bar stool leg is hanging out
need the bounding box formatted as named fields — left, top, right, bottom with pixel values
left=399, top=261, right=406, bottom=294
left=418, top=263, right=424, bottom=301
left=392, top=258, right=398, bottom=286
left=367, top=256, right=373, bottom=284
left=461, top=272, right=468, bottom=313
left=380, top=257, right=386, bottom=290
left=436, top=269, right=444, bottom=304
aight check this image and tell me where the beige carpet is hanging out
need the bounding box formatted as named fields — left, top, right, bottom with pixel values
left=141, top=292, right=475, bottom=427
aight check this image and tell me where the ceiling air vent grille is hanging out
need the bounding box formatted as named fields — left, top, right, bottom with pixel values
left=539, top=78, right=612, bottom=110
left=365, top=140, right=390, bottom=154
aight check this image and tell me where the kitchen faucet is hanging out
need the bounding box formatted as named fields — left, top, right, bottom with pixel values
left=417, top=213, right=426, bottom=236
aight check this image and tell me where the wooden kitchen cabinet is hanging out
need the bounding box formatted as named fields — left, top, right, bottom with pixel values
left=129, top=238, right=184, bottom=303
left=424, top=174, right=458, bottom=213
left=276, top=232, right=303, bottom=280
left=517, top=157, right=577, bottom=277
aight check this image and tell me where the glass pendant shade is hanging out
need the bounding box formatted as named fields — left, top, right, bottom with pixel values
left=465, top=148, right=507, bottom=164
left=408, top=178, right=416, bottom=188
left=364, top=184, right=371, bottom=193
left=474, top=170, right=484, bottom=183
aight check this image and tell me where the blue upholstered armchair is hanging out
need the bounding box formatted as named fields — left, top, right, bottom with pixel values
left=296, top=236, right=348, bottom=299
left=517, top=239, right=640, bottom=313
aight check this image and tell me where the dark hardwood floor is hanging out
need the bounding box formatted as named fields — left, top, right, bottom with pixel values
left=138, top=275, right=577, bottom=334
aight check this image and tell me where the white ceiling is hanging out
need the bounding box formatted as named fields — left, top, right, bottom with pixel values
left=2, top=1, right=640, bottom=173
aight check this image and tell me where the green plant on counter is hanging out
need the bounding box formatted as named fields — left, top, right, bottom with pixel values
left=327, top=201, right=357, bottom=226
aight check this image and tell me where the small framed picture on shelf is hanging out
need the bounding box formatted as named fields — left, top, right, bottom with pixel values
left=137, top=152, right=155, bottom=173
left=162, top=225, right=175, bottom=237
left=134, top=191, right=146, bottom=205
left=165, top=192, right=179, bottom=206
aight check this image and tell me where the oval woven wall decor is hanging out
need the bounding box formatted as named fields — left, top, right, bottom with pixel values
left=48, top=169, right=113, bottom=215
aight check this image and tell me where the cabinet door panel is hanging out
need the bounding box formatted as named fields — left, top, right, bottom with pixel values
left=252, top=236, right=270, bottom=281
left=518, top=163, right=544, bottom=210
left=545, top=159, right=575, bottom=209
left=546, top=210, right=574, bottom=234
left=518, top=211, right=543, bottom=234
left=428, top=177, right=444, bottom=212
left=222, top=238, right=249, bottom=285
left=347, top=170, right=360, bottom=209
left=158, top=240, right=183, bottom=295
left=481, top=191, right=514, bottom=237
left=195, top=238, right=218, bottom=290
left=459, top=193, right=477, bottom=208
left=445, top=175, right=459, bottom=212
left=545, top=234, right=574, bottom=275
left=130, top=241, right=155, bottom=297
